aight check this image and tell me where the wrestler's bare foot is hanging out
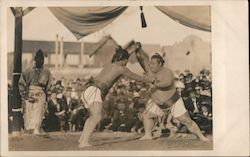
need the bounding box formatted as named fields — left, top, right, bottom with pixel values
left=33, top=129, right=41, bottom=135
left=78, top=134, right=84, bottom=143
left=152, top=130, right=162, bottom=139
left=78, top=142, right=92, bottom=148
left=168, top=131, right=177, bottom=139
left=139, top=135, right=153, bottom=140
left=199, top=135, right=210, bottom=142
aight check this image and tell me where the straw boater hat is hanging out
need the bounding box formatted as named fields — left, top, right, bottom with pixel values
left=133, top=92, right=140, bottom=98
left=175, top=81, right=185, bottom=89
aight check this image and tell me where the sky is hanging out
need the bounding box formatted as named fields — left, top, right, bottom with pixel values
left=7, top=6, right=211, bottom=52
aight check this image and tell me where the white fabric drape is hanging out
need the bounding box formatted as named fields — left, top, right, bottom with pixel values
left=156, top=6, right=211, bottom=32
left=49, top=6, right=210, bottom=40
left=49, top=7, right=128, bottom=40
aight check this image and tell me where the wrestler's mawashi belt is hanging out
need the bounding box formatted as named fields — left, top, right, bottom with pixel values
left=83, top=79, right=109, bottom=100
left=93, top=80, right=109, bottom=99
left=159, top=90, right=180, bottom=109
left=157, top=82, right=175, bottom=91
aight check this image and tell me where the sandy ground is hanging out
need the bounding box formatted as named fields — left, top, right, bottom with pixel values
left=9, top=131, right=213, bottom=151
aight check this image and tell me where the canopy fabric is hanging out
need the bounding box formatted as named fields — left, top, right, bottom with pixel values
left=49, top=6, right=210, bottom=40
left=49, top=7, right=128, bottom=40
left=156, top=6, right=211, bottom=32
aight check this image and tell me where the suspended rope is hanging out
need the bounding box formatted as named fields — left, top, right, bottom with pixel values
left=140, top=6, right=147, bottom=28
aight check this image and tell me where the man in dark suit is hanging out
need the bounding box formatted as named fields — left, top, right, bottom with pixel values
left=46, top=91, right=61, bottom=132
left=112, top=99, right=137, bottom=132
left=184, top=86, right=212, bottom=116
left=195, top=86, right=212, bottom=110
left=56, top=90, right=69, bottom=131
left=184, top=86, right=212, bottom=133
left=184, top=87, right=201, bottom=117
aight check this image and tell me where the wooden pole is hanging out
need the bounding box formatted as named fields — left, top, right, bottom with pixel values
left=10, top=7, right=35, bottom=136
left=12, top=7, right=23, bottom=136
left=79, top=41, right=84, bottom=68
left=60, top=37, right=64, bottom=68
left=55, top=34, right=59, bottom=69
left=48, top=53, right=51, bottom=67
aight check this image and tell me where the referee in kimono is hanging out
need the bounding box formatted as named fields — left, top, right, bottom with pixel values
left=19, top=49, right=52, bottom=134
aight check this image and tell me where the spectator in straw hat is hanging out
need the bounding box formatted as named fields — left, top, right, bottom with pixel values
left=56, top=90, right=69, bottom=132
left=112, top=98, right=136, bottom=132
left=184, top=87, right=202, bottom=118
left=45, top=90, right=61, bottom=132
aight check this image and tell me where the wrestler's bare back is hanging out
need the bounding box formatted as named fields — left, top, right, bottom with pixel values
left=95, top=63, right=124, bottom=87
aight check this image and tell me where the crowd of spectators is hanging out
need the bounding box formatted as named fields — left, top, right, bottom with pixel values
left=8, top=68, right=212, bottom=135
left=173, top=69, right=212, bottom=134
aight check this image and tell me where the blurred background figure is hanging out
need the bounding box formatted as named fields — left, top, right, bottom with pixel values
left=44, top=90, right=61, bottom=132
left=69, top=97, right=88, bottom=132
left=56, top=89, right=69, bottom=132
left=112, top=98, right=136, bottom=132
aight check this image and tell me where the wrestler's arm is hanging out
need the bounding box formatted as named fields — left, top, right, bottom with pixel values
left=134, top=42, right=150, bottom=73
left=122, top=67, right=153, bottom=83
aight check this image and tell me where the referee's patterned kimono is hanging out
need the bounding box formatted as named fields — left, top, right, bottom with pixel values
left=19, top=65, right=52, bottom=132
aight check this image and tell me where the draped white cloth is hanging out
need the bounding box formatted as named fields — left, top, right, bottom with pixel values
left=49, top=6, right=210, bottom=40
left=156, top=6, right=211, bottom=32
left=49, top=7, right=128, bottom=40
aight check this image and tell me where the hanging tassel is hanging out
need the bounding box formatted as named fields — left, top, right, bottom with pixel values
left=140, top=6, right=147, bottom=28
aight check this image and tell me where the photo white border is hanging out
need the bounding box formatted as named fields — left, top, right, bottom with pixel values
left=1, top=0, right=249, bottom=156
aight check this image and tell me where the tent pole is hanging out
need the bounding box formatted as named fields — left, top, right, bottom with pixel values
left=11, top=7, right=23, bottom=137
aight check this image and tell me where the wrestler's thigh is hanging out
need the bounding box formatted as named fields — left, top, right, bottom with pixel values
left=176, top=112, right=192, bottom=126
left=89, top=102, right=103, bottom=116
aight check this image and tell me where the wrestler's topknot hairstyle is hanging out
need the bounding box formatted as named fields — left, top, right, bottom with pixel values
left=34, top=49, right=44, bottom=61
left=151, top=53, right=165, bottom=65
left=112, top=46, right=129, bottom=63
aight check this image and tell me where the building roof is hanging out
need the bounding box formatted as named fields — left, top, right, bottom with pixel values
left=20, top=37, right=161, bottom=58
left=22, top=40, right=56, bottom=54
left=21, top=36, right=118, bottom=55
